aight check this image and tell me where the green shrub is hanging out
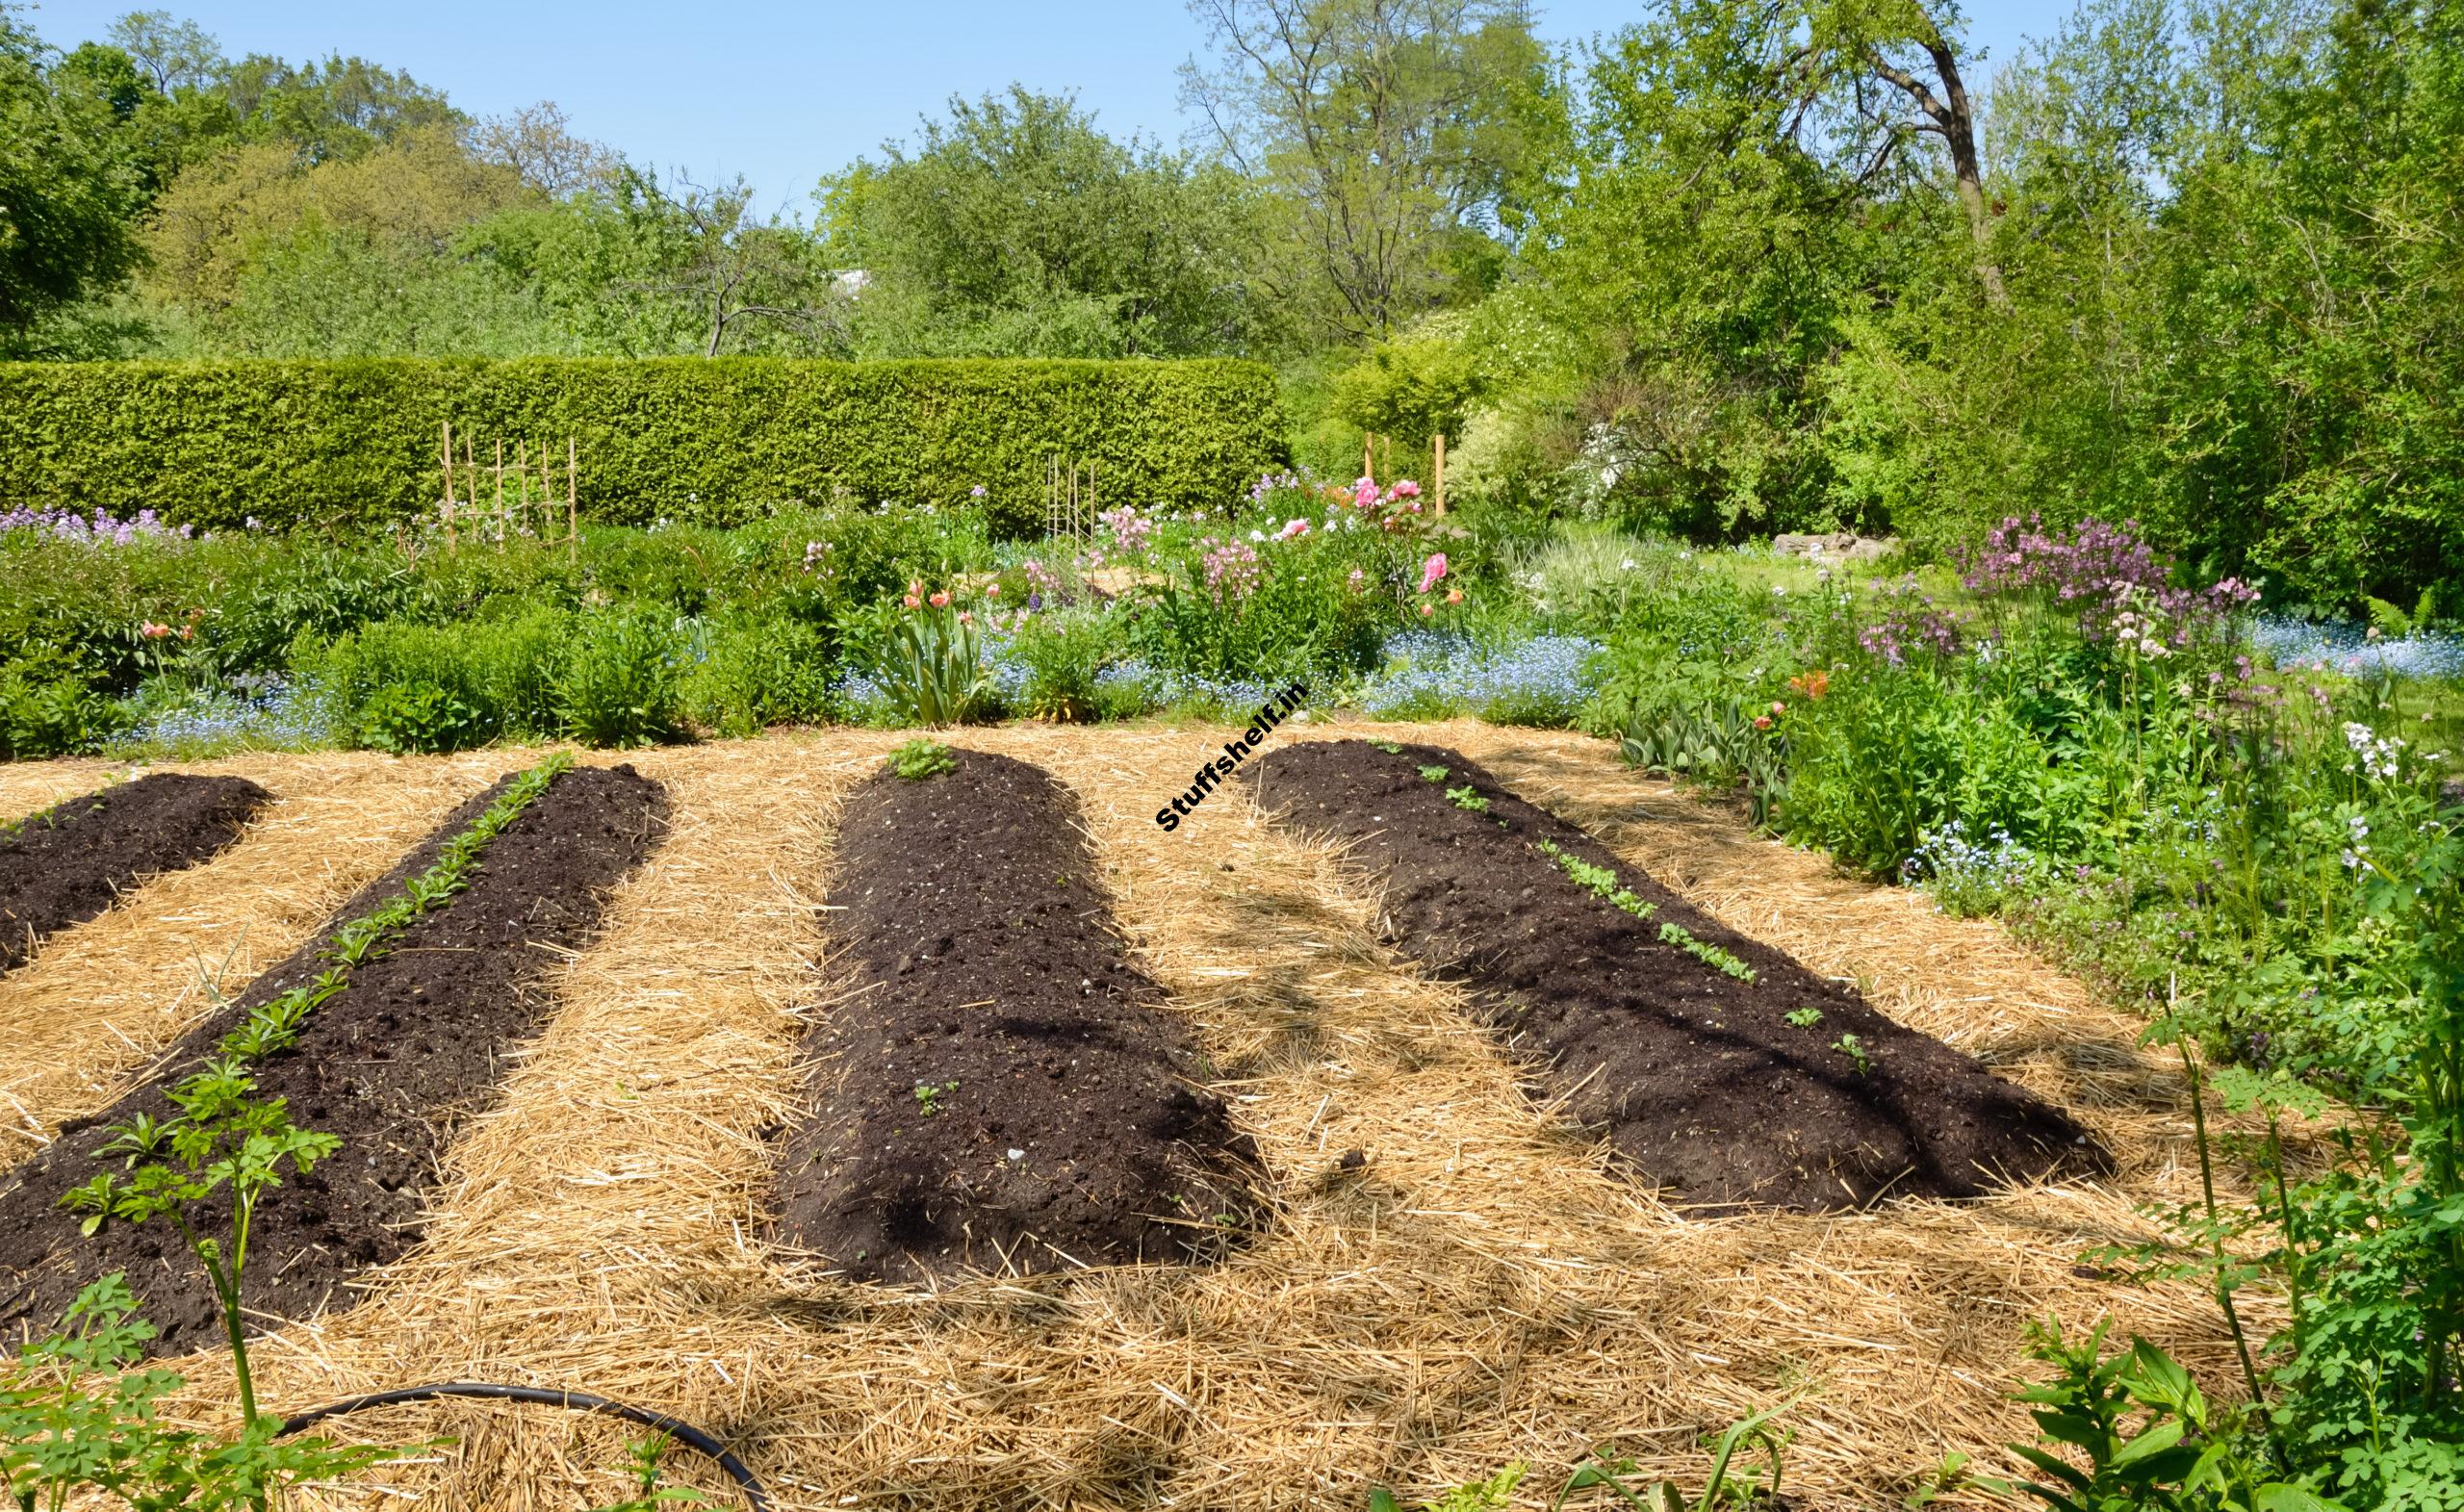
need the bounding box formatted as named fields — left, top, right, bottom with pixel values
left=552, top=608, right=687, bottom=748
left=358, top=681, right=485, bottom=755
left=0, top=669, right=124, bottom=757
left=682, top=616, right=835, bottom=737
left=0, top=358, right=1286, bottom=535
left=1007, top=609, right=1122, bottom=723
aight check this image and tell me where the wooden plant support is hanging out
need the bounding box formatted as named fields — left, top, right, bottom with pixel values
left=494, top=441, right=506, bottom=551
left=1434, top=431, right=1447, bottom=516
left=440, top=421, right=458, bottom=551
left=1363, top=432, right=1374, bottom=486
left=567, top=437, right=579, bottom=560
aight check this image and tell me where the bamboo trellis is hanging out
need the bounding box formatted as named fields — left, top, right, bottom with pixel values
left=440, top=422, right=580, bottom=556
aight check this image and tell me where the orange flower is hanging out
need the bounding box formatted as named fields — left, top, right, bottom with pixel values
left=928, top=591, right=950, bottom=608
left=1753, top=715, right=1773, bottom=730
left=1786, top=669, right=1830, bottom=701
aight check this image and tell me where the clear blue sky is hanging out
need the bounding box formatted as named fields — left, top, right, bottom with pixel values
left=30, top=0, right=2083, bottom=217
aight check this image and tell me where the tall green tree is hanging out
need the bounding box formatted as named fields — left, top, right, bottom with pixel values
left=818, top=87, right=1261, bottom=358
left=1180, top=0, right=1558, bottom=342
left=0, top=6, right=147, bottom=351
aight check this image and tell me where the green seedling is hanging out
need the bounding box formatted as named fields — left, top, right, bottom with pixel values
left=913, top=1079, right=959, bottom=1116
left=1537, top=839, right=1656, bottom=921
left=1369, top=739, right=1402, bottom=754
left=1834, top=1033, right=1873, bottom=1074
left=1658, top=921, right=1757, bottom=983
left=588, top=1433, right=710, bottom=1511
left=1418, top=764, right=1450, bottom=782
left=1785, top=1007, right=1824, bottom=1029
left=1445, top=783, right=1489, bottom=813
left=888, top=737, right=958, bottom=780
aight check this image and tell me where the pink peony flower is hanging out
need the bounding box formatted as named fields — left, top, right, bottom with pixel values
left=1390, top=479, right=1421, bottom=499
left=1419, top=553, right=1449, bottom=594
left=1276, top=518, right=1310, bottom=541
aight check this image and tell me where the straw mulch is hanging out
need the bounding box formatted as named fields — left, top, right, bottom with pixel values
left=19, top=725, right=2276, bottom=1511
left=0, top=752, right=517, bottom=1166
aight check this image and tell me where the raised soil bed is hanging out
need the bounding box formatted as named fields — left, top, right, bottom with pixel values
left=0, top=763, right=666, bottom=1352
left=772, top=749, right=1258, bottom=1283
left=0, top=774, right=271, bottom=974
left=1246, top=740, right=2110, bottom=1210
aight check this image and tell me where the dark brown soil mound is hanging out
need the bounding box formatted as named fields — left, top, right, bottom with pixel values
left=773, top=749, right=1258, bottom=1283
left=1246, top=740, right=2108, bottom=1211
left=0, top=774, right=270, bottom=973
left=0, top=763, right=666, bottom=1353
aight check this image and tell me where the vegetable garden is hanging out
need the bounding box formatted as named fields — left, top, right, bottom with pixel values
left=0, top=722, right=2301, bottom=1510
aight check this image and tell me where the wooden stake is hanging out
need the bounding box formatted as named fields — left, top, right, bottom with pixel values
left=441, top=421, right=457, bottom=551
left=1364, top=432, right=1374, bottom=485
left=567, top=436, right=579, bottom=557
left=1434, top=431, right=1447, bottom=517
left=494, top=440, right=505, bottom=551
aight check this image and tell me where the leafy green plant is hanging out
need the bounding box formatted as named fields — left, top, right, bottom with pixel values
left=1537, top=838, right=1656, bottom=921
left=1445, top=783, right=1489, bottom=813
left=1371, top=1465, right=1527, bottom=1512
left=875, top=603, right=991, bottom=727
left=359, top=679, right=485, bottom=754
left=2005, top=1321, right=2345, bottom=1512
left=1832, top=1033, right=1872, bottom=1075
left=554, top=608, right=686, bottom=748
left=587, top=1435, right=709, bottom=1512
left=1656, top=922, right=1757, bottom=984
left=1784, top=1007, right=1823, bottom=1029
left=887, top=738, right=957, bottom=780
left=1419, top=763, right=1450, bottom=782
left=1550, top=1398, right=1797, bottom=1510
left=1370, top=739, right=1403, bottom=754
left=912, top=1080, right=958, bottom=1116
left=0, top=1273, right=397, bottom=1512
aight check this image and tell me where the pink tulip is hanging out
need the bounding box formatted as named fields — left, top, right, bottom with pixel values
left=985, top=582, right=1000, bottom=598
left=1419, top=602, right=1435, bottom=617
left=1445, top=587, right=1463, bottom=604
left=902, top=594, right=920, bottom=609
left=929, top=591, right=950, bottom=608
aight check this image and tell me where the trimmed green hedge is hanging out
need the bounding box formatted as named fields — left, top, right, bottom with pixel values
left=0, top=357, right=1286, bottom=535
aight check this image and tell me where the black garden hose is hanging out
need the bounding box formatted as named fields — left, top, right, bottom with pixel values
left=275, top=1381, right=772, bottom=1510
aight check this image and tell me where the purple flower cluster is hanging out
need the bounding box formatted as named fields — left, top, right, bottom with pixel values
left=1097, top=503, right=1153, bottom=555
left=1, top=505, right=197, bottom=546
left=1197, top=537, right=1262, bottom=604
left=1858, top=578, right=1964, bottom=667
left=1955, top=515, right=2258, bottom=645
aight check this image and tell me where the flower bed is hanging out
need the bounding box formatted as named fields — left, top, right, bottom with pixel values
left=771, top=747, right=1258, bottom=1281
left=0, top=774, right=271, bottom=974
left=1246, top=739, right=2109, bottom=1209
left=0, top=761, right=666, bottom=1352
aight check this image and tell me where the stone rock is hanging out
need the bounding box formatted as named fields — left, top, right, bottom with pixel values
left=1772, top=531, right=1897, bottom=563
